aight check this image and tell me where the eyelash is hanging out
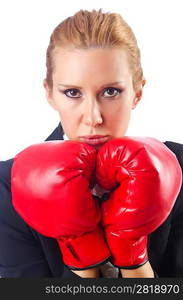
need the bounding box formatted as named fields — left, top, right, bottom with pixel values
left=60, top=87, right=123, bottom=99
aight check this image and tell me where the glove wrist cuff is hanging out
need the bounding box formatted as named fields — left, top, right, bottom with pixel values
left=57, top=226, right=111, bottom=270
left=106, top=231, right=148, bottom=268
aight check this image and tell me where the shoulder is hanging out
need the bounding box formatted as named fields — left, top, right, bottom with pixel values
left=0, top=158, right=14, bottom=206
left=163, top=140, right=183, bottom=169
left=0, top=158, right=31, bottom=231
left=45, top=122, right=64, bottom=141
left=0, top=160, right=56, bottom=277
left=0, top=158, right=14, bottom=187
left=163, top=140, right=183, bottom=216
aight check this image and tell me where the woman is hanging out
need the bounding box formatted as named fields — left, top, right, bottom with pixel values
left=0, top=8, right=183, bottom=278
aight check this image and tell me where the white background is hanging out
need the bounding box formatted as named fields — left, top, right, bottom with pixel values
left=0, top=0, right=183, bottom=160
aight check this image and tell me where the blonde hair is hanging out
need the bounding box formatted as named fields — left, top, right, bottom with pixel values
left=45, top=8, right=144, bottom=92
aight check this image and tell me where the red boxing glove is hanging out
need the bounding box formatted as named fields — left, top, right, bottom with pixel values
left=11, top=140, right=110, bottom=270
left=96, top=137, right=182, bottom=269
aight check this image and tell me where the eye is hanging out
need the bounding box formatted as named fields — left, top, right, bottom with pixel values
left=102, top=87, right=122, bottom=98
left=60, top=87, right=123, bottom=99
left=63, top=89, right=81, bottom=98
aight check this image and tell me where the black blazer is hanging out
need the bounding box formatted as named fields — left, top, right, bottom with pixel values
left=0, top=122, right=183, bottom=278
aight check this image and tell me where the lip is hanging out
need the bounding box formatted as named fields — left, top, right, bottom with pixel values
left=80, top=135, right=108, bottom=139
left=79, top=135, right=109, bottom=145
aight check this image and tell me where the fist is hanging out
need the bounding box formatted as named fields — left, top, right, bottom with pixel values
left=96, top=137, right=182, bottom=269
left=11, top=140, right=110, bottom=270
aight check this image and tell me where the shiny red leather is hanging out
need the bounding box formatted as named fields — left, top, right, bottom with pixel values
left=11, top=140, right=110, bottom=270
left=96, top=137, right=182, bottom=269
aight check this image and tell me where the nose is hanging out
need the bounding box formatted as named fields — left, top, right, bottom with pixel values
left=83, top=98, right=103, bottom=127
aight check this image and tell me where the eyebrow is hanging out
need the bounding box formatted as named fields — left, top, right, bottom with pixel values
left=58, top=81, right=125, bottom=89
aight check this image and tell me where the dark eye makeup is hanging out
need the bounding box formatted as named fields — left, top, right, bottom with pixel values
left=59, top=87, right=123, bottom=99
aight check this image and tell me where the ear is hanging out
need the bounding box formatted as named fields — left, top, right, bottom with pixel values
left=132, top=78, right=146, bottom=109
left=43, top=79, right=58, bottom=111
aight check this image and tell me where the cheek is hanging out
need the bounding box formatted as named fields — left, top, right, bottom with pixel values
left=54, top=100, right=75, bottom=119
left=58, top=109, right=71, bottom=120
left=58, top=111, right=76, bottom=130
left=57, top=105, right=79, bottom=132
left=106, top=101, right=132, bottom=134
left=106, top=100, right=131, bottom=121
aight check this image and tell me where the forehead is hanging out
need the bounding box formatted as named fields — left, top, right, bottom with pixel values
left=52, top=47, right=132, bottom=83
